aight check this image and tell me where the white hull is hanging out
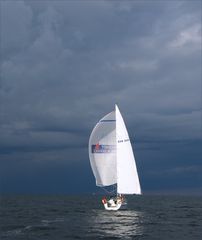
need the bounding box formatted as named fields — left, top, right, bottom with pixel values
left=103, top=202, right=122, bottom=211
left=102, top=196, right=127, bottom=211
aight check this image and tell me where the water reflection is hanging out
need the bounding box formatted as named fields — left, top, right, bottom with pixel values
left=90, top=209, right=145, bottom=239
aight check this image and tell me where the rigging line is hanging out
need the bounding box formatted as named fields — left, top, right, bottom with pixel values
left=101, top=185, right=117, bottom=195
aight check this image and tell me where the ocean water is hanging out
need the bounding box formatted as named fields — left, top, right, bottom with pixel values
left=0, top=195, right=202, bottom=240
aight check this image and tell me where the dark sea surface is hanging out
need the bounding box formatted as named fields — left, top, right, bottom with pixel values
left=0, top=195, right=202, bottom=240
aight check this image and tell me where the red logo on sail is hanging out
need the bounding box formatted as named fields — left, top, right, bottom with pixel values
left=92, top=144, right=116, bottom=153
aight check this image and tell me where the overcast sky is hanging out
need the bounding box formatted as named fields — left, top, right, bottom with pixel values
left=0, top=0, right=201, bottom=194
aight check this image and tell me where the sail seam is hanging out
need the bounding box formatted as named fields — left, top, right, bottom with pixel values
left=100, top=120, right=116, bottom=122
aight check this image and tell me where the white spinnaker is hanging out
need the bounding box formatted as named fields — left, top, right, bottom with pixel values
left=116, top=105, right=141, bottom=194
left=89, top=111, right=117, bottom=187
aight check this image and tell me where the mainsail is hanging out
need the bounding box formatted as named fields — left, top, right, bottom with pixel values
left=116, top=105, right=141, bottom=194
left=89, top=105, right=141, bottom=195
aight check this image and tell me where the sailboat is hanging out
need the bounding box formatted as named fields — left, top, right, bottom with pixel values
left=89, top=105, right=141, bottom=211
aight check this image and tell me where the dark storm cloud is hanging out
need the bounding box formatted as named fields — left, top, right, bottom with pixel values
left=0, top=0, right=201, bottom=193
